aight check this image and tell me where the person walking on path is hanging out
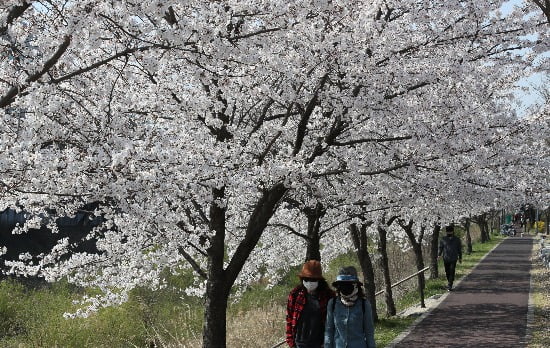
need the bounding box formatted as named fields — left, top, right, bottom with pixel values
left=286, top=260, right=335, bottom=348
left=438, top=224, right=462, bottom=291
left=324, top=266, right=376, bottom=348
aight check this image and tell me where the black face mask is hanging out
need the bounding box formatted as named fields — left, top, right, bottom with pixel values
left=338, top=283, right=355, bottom=296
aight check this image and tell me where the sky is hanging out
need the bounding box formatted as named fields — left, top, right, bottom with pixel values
left=501, top=0, right=549, bottom=116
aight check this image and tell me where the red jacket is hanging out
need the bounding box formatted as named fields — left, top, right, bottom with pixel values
left=286, top=285, right=334, bottom=347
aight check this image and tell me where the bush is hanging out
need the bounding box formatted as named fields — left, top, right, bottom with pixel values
left=534, top=221, right=545, bottom=233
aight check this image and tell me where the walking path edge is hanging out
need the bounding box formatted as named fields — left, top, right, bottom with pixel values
left=385, top=240, right=504, bottom=348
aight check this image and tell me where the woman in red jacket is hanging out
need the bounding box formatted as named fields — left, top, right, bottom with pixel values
left=286, top=260, right=335, bottom=348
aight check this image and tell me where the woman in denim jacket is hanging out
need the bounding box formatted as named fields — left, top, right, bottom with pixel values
left=325, top=266, right=376, bottom=348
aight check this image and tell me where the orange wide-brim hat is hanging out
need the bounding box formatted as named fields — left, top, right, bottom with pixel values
left=297, top=260, right=324, bottom=279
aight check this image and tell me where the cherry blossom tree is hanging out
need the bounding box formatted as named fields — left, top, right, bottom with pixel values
left=1, top=1, right=547, bottom=346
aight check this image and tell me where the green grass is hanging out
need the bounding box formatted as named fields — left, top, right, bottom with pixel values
left=0, top=274, right=208, bottom=347
left=0, top=280, right=150, bottom=347
left=375, top=317, right=417, bottom=347
left=528, top=233, right=550, bottom=348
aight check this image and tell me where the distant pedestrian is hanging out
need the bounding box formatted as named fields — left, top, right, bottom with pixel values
left=438, top=224, right=462, bottom=291
left=325, top=266, right=376, bottom=348
left=286, top=260, right=335, bottom=348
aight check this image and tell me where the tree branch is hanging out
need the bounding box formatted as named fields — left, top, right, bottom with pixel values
left=384, top=81, right=429, bottom=100
left=333, top=135, right=412, bottom=146
left=269, top=223, right=309, bottom=240
left=227, top=27, right=281, bottom=42
left=1, top=35, right=71, bottom=108
left=224, top=182, right=287, bottom=284
left=359, top=162, right=410, bottom=176
left=293, top=73, right=329, bottom=156
left=191, top=199, right=210, bottom=224
left=178, top=246, right=208, bottom=279
left=51, top=45, right=157, bottom=84
left=532, top=0, right=550, bottom=24
left=0, top=2, right=31, bottom=36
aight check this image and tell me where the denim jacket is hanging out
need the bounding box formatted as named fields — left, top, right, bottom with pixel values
left=324, top=297, right=376, bottom=348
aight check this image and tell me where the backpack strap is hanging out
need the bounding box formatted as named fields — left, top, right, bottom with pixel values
left=362, top=298, right=366, bottom=335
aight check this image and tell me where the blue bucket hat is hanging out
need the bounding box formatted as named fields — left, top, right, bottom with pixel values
left=332, top=266, right=362, bottom=286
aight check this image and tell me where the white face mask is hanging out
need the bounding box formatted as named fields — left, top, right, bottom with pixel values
left=303, top=280, right=319, bottom=292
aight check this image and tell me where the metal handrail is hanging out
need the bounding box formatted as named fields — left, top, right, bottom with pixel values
left=271, top=266, right=430, bottom=348
left=375, top=266, right=430, bottom=296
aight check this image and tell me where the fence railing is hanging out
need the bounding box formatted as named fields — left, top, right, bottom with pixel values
left=270, top=266, right=430, bottom=348
left=375, top=266, right=430, bottom=296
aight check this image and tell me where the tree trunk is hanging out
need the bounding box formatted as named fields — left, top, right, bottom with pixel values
left=475, top=214, right=490, bottom=243
left=414, top=242, right=426, bottom=309
left=483, top=218, right=491, bottom=241
left=399, top=219, right=426, bottom=308
left=349, top=222, right=378, bottom=322
left=203, top=277, right=230, bottom=347
left=429, top=223, right=441, bottom=279
left=464, top=218, right=472, bottom=254
left=489, top=210, right=495, bottom=236
left=305, top=232, right=321, bottom=261
left=377, top=224, right=396, bottom=316
left=203, top=186, right=229, bottom=347
left=304, top=203, right=324, bottom=261
left=546, top=209, right=549, bottom=235
left=202, top=183, right=287, bottom=348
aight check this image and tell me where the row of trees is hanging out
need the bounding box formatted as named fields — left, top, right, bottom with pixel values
left=0, top=1, right=548, bottom=346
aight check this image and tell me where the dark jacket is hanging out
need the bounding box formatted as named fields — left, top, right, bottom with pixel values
left=438, top=235, right=462, bottom=262
left=286, top=285, right=334, bottom=347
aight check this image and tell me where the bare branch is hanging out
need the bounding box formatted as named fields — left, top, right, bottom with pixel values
left=2, top=183, right=91, bottom=198
left=319, top=217, right=355, bottom=235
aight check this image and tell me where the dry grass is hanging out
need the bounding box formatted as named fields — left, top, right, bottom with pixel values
left=528, top=235, right=550, bottom=348
left=227, top=302, right=286, bottom=348
left=171, top=303, right=285, bottom=348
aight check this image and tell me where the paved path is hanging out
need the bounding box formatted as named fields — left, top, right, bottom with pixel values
left=388, top=236, right=534, bottom=348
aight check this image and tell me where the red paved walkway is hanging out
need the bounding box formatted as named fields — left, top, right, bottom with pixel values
left=388, top=237, right=533, bottom=348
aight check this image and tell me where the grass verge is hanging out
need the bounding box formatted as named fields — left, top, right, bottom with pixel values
left=528, top=234, right=550, bottom=348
